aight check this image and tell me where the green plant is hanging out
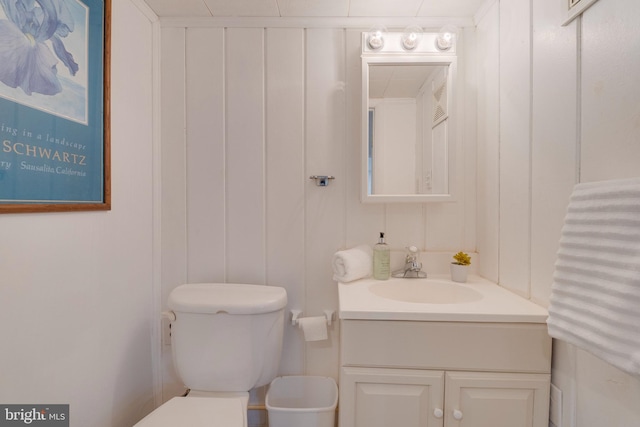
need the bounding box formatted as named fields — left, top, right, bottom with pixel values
left=452, top=251, right=471, bottom=266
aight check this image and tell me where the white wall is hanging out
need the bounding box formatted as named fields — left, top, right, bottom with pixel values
left=158, top=23, right=478, bottom=406
left=0, top=0, right=157, bottom=425
left=477, top=0, right=640, bottom=425
left=371, top=98, right=417, bottom=194
left=5, top=0, right=636, bottom=424
left=475, top=3, right=500, bottom=283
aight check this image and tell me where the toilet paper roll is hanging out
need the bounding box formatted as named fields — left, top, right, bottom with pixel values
left=298, top=316, right=328, bottom=342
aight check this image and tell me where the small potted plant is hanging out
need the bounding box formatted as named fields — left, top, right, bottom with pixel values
left=450, top=251, right=471, bottom=283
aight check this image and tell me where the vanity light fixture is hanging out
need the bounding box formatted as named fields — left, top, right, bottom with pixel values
left=435, top=25, right=458, bottom=51
left=366, top=25, right=387, bottom=50
left=401, top=25, right=423, bottom=50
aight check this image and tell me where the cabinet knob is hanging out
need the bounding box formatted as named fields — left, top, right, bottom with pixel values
left=433, top=408, right=443, bottom=418
left=453, top=409, right=463, bottom=420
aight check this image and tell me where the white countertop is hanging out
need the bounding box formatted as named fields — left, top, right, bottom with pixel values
left=338, top=274, right=549, bottom=323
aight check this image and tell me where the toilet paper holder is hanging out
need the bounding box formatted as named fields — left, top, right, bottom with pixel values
left=291, top=309, right=334, bottom=326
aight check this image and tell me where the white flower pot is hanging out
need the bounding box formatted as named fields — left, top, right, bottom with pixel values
left=450, top=263, right=469, bottom=283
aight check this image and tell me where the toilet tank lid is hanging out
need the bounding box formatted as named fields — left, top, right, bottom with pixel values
left=168, top=283, right=288, bottom=314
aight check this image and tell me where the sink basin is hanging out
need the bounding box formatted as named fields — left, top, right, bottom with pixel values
left=339, top=275, right=550, bottom=322
left=370, top=279, right=483, bottom=304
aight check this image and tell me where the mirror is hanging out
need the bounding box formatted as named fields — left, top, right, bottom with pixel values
left=361, top=34, right=457, bottom=203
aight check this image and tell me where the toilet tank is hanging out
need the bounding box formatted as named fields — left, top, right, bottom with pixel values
left=168, top=283, right=287, bottom=392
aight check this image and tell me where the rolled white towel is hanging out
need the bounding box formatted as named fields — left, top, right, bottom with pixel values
left=332, top=245, right=373, bottom=283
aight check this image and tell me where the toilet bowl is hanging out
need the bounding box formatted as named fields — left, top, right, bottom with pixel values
left=134, top=283, right=287, bottom=427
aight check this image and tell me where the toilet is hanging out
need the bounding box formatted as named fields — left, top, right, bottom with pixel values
left=135, top=283, right=288, bottom=427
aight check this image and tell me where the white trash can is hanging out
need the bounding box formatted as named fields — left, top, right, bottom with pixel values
left=266, top=376, right=338, bottom=427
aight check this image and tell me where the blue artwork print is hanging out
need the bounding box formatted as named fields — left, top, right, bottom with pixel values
left=0, top=0, right=105, bottom=209
left=0, top=0, right=88, bottom=124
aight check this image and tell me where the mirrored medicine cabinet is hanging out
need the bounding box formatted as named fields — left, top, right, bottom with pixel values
left=361, top=31, right=458, bottom=203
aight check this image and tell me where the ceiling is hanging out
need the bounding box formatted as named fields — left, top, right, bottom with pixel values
left=369, top=65, right=445, bottom=99
left=143, top=0, right=487, bottom=19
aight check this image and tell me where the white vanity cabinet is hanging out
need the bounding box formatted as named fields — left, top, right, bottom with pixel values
left=339, top=319, right=552, bottom=427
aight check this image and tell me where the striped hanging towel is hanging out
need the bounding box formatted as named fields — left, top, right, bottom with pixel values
left=547, top=177, right=640, bottom=378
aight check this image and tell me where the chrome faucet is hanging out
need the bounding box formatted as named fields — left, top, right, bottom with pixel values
left=392, top=246, right=427, bottom=278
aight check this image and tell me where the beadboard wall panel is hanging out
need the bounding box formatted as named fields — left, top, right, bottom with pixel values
left=265, top=28, right=306, bottom=375
left=159, top=26, right=188, bottom=399
left=386, top=204, right=426, bottom=249
left=304, top=28, right=346, bottom=378
left=580, top=0, right=640, bottom=183
left=498, top=0, right=532, bottom=298
left=475, top=3, right=500, bottom=283
left=460, top=26, right=478, bottom=253
left=160, top=27, right=187, bottom=302
left=530, top=0, right=577, bottom=307
left=185, top=27, right=226, bottom=284
left=225, top=28, right=267, bottom=285
left=577, top=1, right=640, bottom=424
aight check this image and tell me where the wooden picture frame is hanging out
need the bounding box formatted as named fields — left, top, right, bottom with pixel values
left=0, top=0, right=111, bottom=213
left=562, top=0, right=600, bottom=26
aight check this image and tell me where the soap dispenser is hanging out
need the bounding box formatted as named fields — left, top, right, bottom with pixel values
left=373, top=232, right=390, bottom=280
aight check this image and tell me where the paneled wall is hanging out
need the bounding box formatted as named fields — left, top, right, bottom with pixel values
left=477, top=0, right=640, bottom=426
left=498, top=0, right=532, bottom=298
left=159, top=24, right=477, bottom=400
left=475, top=4, right=500, bottom=283
left=573, top=1, right=640, bottom=425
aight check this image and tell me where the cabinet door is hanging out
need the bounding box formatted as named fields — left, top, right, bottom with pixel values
left=444, top=371, right=550, bottom=427
left=340, top=367, right=445, bottom=427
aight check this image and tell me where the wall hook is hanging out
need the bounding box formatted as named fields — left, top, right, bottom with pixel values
left=310, top=176, right=335, bottom=186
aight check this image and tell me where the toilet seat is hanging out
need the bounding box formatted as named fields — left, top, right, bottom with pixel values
left=133, top=396, right=245, bottom=427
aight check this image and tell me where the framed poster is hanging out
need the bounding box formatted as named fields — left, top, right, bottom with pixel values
left=0, top=0, right=110, bottom=213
